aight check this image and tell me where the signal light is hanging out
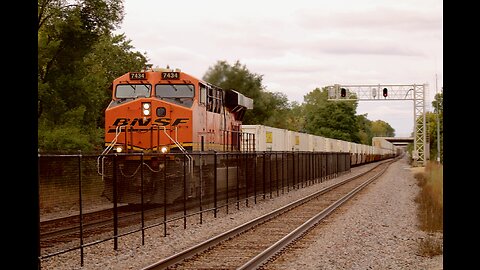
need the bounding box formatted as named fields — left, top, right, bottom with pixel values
left=340, top=88, right=346, bottom=98
left=382, top=88, right=388, bottom=98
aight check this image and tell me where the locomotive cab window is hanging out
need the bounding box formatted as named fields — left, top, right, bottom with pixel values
left=115, top=84, right=152, bottom=99
left=155, top=84, right=195, bottom=108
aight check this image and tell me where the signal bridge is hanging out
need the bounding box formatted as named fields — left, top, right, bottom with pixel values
left=327, top=84, right=427, bottom=167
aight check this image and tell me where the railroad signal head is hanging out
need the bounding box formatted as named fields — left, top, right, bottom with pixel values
left=382, top=88, right=388, bottom=98
left=340, top=88, right=347, bottom=98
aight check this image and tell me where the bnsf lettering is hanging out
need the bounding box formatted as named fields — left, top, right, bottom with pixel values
left=130, top=118, right=151, bottom=126
left=172, top=118, right=189, bottom=126
left=154, top=118, right=170, bottom=126
left=112, top=118, right=128, bottom=126
left=112, top=118, right=189, bottom=127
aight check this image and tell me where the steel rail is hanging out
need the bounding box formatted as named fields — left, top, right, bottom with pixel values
left=141, top=159, right=393, bottom=270
left=238, top=159, right=392, bottom=269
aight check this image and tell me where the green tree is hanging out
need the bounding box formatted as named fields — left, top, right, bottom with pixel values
left=38, top=0, right=124, bottom=121
left=356, top=114, right=373, bottom=145
left=303, top=87, right=360, bottom=142
left=370, top=120, right=395, bottom=137
left=427, top=92, right=443, bottom=162
left=280, top=101, right=305, bottom=132
left=203, top=60, right=291, bottom=126
left=38, top=0, right=148, bottom=152
left=81, top=34, right=148, bottom=127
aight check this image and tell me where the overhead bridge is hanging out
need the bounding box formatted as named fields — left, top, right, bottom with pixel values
left=373, top=137, right=414, bottom=146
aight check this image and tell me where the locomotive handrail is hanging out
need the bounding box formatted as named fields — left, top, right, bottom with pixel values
left=97, top=125, right=126, bottom=176
left=101, top=125, right=125, bottom=156
left=162, top=126, right=193, bottom=173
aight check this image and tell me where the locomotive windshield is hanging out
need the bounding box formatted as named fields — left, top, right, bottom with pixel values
left=155, top=84, right=194, bottom=107
left=115, top=84, right=151, bottom=99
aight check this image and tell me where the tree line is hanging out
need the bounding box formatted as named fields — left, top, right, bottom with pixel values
left=38, top=0, right=412, bottom=153
left=203, top=60, right=395, bottom=145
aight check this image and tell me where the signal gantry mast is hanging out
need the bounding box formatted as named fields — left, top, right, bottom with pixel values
left=327, top=83, right=427, bottom=167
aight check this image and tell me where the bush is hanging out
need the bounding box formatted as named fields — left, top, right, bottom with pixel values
left=38, top=126, right=103, bottom=152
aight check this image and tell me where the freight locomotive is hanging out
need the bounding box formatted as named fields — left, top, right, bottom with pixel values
left=98, top=66, right=396, bottom=205
left=102, top=67, right=253, bottom=154
left=98, top=66, right=254, bottom=204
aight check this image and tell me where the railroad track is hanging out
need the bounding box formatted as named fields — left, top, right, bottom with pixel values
left=141, top=159, right=394, bottom=270
left=40, top=189, right=254, bottom=249
left=39, top=204, right=143, bottom=248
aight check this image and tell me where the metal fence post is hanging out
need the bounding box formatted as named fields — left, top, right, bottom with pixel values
left=78, top=151, right=84, bottom=266
left=226, top=153, right=229, bottom=214
left=262, top=152, right=266, bottom=199
left=113, top=154, right=118, bottom=250
left=276, top=153, right=279, bottom=197
left=281, top=152, right=285, bottom=194
left=163, top=153, right=167, bottom=236
left=269, top=152, right=272, bottom=199
left=214, top=151, right=218, bottom=218
left=199, top=152, right=203, bottom=224
left=253, top=152, right=257, bottom=204
left=183, top=154, right=187, bottom=229
left=140, top=153, right=145, bottom=245
left=245, top=152, right=249, bottom=207
left=37, top=153, right=41, bottom=269
left=236, top=152, right=240, bottom=210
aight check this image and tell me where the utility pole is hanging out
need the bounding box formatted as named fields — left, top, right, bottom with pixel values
left=435, top=74, right=441, bottom=163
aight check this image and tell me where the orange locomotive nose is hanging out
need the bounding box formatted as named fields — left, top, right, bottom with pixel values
left=105, top=97, right=192, bottom=153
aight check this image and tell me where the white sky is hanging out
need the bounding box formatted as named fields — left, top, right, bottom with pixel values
left=114, top=0, right=443, bottom=137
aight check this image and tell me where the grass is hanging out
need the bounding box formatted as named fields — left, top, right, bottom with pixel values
left=418, top=235, right=443, bottom=257
left=414, top=161, right=443, bottom=257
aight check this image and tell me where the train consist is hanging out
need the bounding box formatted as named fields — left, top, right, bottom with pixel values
left=241, top=125, right=396, bottom=166
left=99, top=67, right=396, bottom=205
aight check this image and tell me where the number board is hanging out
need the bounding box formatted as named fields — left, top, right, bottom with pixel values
left=130, top=72, right=146, bottom=80
left=162, top=72, right=180, bottom=80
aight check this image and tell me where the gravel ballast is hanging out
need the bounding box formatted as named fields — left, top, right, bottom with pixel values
left=40, top=157, right=443, bottom=269
left=264, top=156, right=443, bottom=269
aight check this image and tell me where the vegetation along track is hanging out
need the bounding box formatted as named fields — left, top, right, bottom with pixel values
left=142, top=158, right=395, bottom=270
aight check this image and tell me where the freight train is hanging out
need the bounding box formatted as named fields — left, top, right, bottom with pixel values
left=98, top=66, right=396, bottom=205
left=241, top=125, right=396, bottom=166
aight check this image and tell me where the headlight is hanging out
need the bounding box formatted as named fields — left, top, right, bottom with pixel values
left=115, top=146, right=123, bottom=153
left=161, top=146, right=168, bottom=153
left=142, top=102, right=151, bottom=116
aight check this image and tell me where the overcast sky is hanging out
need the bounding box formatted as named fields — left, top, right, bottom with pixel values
left=114, top=0, right=443, bottom=137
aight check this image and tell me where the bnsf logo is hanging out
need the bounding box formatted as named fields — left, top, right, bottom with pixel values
left=112, top=117, right=189, bottom=126
left=108, top=117, right=189, bottom=132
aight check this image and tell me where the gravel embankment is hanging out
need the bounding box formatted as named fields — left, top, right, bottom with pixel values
left=264, top=156, right=443, bottom=269
left=40, top=157, right=442, bottom=269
